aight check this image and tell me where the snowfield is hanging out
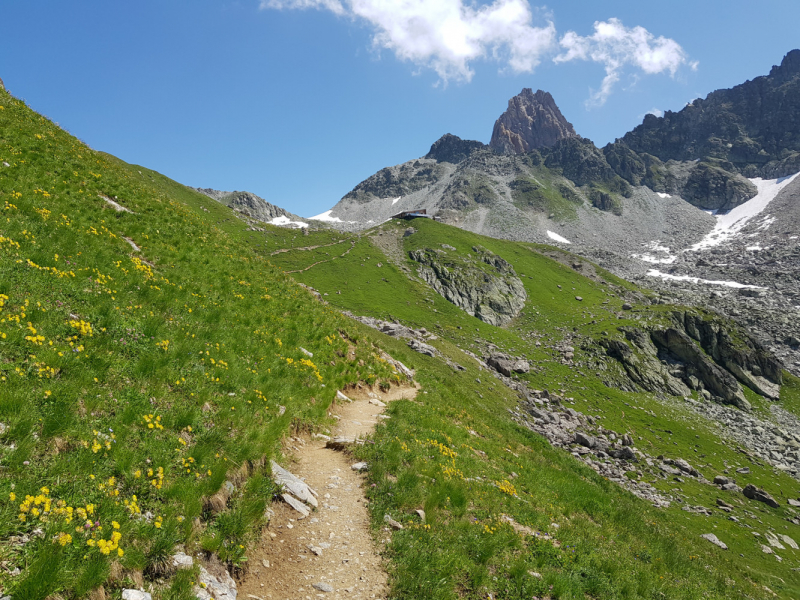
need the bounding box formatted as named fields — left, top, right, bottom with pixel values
left=270, top=215, right=308, bottom=228
left=691, top=172, right=799, bottom=250
left=646, top=269, right=766, bottom=290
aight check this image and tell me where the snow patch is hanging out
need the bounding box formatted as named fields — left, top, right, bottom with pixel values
left=310, top=210, right=341, bottom=223
left=391, top=196, right=401, bottom=205
left=746, top=245, right=763, bottom=251
left=270, top=215, right=308, bottom=228
left=646, top=269, right=766, bottom=290
left=690, top=172, right=799, bottom=250
left=632, top=241, right=677, bottom=264
left=310, top=209, right=358, bottom=225
left=99, top=194, right=132, bottom=213
left=656, top=192, right=671, bottom=199
left=546, top=230, right=571, bottom=244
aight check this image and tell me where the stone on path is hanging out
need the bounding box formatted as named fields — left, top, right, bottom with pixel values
left=271, top=461, right=318, bottom=507
left=312, top=582, right=334, bottom=593
left=326, top=436, right=359, bottom=450
left=281, top=493, right=310, bottom=517
left=351, top=461, right=368, bottom=472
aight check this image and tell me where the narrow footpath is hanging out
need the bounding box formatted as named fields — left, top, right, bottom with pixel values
left=239, top=384, right=418, bottom=600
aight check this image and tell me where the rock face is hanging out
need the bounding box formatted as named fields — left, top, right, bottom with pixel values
left=620, top=49, right=800, bottom=178
left=425, top=134, right=486, bottom=164
left=601, top=310, right=782, bottom=411
left=409, top=246, right=526, bottom=326
left=490, top=89, right=577, bottom=154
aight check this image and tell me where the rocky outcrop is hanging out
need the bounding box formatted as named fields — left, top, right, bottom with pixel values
left=676, top=311, right=782, bottom=399
left=601, top=311, right=783, bottom=410
left=679, top=162, right=758, bottom=211
left=601, top=328, right=691, bottom=398
left=650, top=327, right=750, bottom=410
left=490, top=89, right=576, bottom=154
left=425, top=134, right=486, bottom=164
left=409, top=246, right=526, bottom=326
left=342, top=160, right=449, bottom=204
left=543, top=136, right=616, bottom=186
left=192, top=188, right=306, bottom=225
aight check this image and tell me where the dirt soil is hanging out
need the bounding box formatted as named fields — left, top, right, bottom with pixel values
left=239, top=383, right=418, bottom=600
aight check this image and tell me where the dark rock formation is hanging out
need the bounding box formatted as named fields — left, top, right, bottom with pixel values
left=620, top=49, right=800, bottom=178
left=425, top=134, right=486, bottom=164
left=490, top=89, right=577, bottom=154
left=743, top=484, right=780, bottom=508
left=543, top=137, right=615, bottom=186
left=409, top=246, right=526, bottom=326
left=600, top=309, right=783, bottom=411
left=680, top=162, right=757, bottom=211
left=676, top=311, right=782, bottom=399
left=650, top=327, right=750, bottom=410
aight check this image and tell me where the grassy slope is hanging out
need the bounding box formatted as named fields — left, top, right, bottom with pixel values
left=0, top=92, right=397, bottom=598
left=270, top=218, right=800, bottom=599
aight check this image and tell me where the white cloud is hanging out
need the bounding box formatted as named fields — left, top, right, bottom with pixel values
left=646, top=107, right=663, bottom=117
left=555, top=18, right=695, bottom=106
left=262, top=0, right=556, bottom=82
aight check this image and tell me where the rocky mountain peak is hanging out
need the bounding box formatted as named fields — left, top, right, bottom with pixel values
left=490, top=88, right=577, bottom=154
left=424, top=134, right=486, bottom=164
left=769, top=48, right=800, bottom=82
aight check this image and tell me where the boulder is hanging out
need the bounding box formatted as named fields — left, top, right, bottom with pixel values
left=700, top=533, right=728, bottom=550
left=408, top=339, right=437, bottom=357
left=743, top=484, right=780, bottom=508
left=271, top=461, right=318, bottom=507
left=487, top=354, right=529, bottom=376
left=122, top=592, right=152, bottom=600
left=574, top=432, right=596, bottom=448
left=609, top=446, right=637, bottom=461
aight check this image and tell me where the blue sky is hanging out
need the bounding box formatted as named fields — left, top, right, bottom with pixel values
left=2, top=1, right=798, bottom=217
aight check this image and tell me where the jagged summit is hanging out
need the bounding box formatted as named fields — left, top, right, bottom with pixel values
left=489, top=89, right=577, bottom=154
left=770, top=48, right=800, bottom=81
left=425, top=134, right=486, bottom=164
left=620, top=48, right=800, bottom=177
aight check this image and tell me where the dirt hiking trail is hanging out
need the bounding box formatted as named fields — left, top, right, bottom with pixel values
left=239, top=383, right=418, bottom=600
